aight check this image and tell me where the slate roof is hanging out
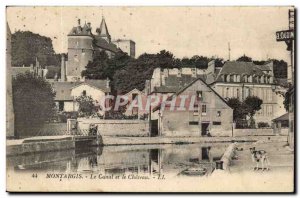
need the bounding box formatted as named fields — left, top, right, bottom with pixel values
left=93, top=35, right=118, bottom=53
left=152, top=74, right=207, bottom=93
left=50, top=82, right=81, bottom=101
left=51, top=80, right=110, bottom=101
left=215, top=61, right=268, bottom=82
left=272, top=113, right=289, bottom=122
left=68, top=23, right=92, bottom=36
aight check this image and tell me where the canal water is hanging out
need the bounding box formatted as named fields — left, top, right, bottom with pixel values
left=7, top=143, right=229, bottom=177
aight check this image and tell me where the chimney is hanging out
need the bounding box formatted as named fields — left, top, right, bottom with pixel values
left=106, top=77, right=110, bottom=89
left=61, top=54, right=66, bottom=82
left=78, top=19, right=81, bottom=26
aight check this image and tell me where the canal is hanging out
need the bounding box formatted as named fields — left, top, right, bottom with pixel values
left=7, top=143, right=229, bottom=177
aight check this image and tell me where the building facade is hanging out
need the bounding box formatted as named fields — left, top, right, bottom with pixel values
left=112, top=39, right=136, bottom=58
left=51, top=79, right=111, bottom=113
left=210, top=61, right=286, bottom=125
left=152, top=78, right=233, bottom=137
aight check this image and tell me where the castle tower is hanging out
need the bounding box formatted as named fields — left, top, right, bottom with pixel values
left=67, top=19, right=94, bottom=81
left=96, top=17, right=111, bottom=43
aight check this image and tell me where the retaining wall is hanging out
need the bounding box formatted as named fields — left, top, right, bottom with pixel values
left=77, top=118, right=149, bottom=137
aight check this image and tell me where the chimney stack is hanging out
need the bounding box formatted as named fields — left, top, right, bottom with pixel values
left=78, top=19, right=81, bottom=26
left=61, top=54, right=66, bottom=82
left=106, top=77, right=110, bottom=89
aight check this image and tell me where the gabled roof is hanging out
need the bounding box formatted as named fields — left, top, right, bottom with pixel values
left=124, top=88, right=145, bottom=96
left=50, top=81, right=81, bottom=101
left=151, top=74, right=207, bottom=94
left=153, top=77, right=232, bottom=112
left=51, top=80, right=110, bottom=101
left=71, top=79, right=111, bottom=93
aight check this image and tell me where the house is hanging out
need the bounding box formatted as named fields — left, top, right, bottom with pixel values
left=123, top=88, right=148, bottom=118
left=272, top=113, right=289, bottom=135
left=50, top=79, right=111, bottom=113
left=210, top=61, right=287, bottom=125
left=152, top=78, right=233, bottom=137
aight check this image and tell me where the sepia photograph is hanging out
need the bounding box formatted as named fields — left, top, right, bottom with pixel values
left=5, top=6, right=295, bottom=192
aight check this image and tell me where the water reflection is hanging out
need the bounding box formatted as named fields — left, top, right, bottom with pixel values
left=7, top=144, right=228, bottom=177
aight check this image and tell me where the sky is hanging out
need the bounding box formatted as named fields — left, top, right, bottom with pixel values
left=6, top=6, right=293, bottom=62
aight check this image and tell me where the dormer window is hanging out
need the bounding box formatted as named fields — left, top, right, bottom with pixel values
left=236, top=75, right=240, bottom=82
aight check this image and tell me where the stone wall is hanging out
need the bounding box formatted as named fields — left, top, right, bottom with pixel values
left=233, top=128, right=275, bottom=137
left=77, top=118, right=149, bottom=137
left=18, top=123, right=68, bottom=137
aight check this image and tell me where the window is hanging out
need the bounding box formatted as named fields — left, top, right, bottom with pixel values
left=197, top=91, right=203, bottom=101
left=236, top=89, right=240, bottom=99
left=58, top=101, right=64, bottom=111
left=226, top=88, right=229, bottom=98
left=267, top=105, right=273, bottom=116
left=189, top=121, right=199, bottom=125
left=217, top=111, right=221, bottom=117
left=267, top=89, right=272, bottom=101
left=193, top=104, right=199, bottom=116
left=132, top=93, right=138, bottom=100
left=202, top=105, right=207, bottom=115
left=213, top=121, right=221, bottom=125
left=82, top=90, right=87, bottom=96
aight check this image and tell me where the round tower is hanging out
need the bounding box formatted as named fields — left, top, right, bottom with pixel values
left=67, top=19, right=94, bottom=81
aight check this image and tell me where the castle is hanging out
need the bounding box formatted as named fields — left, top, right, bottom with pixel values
left=65, top=17, right=136, bottom=82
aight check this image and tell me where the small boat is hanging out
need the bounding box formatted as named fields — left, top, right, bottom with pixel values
left=181, top=167, right=207, bottom=176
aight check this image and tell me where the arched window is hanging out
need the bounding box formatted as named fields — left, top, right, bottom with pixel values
left=236, top=75, right=240, bottom=82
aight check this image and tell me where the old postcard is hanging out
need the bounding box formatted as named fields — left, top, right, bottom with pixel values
left=6, top=6, right=295, bottom=192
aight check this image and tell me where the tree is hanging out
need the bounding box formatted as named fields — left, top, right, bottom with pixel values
left=236, top=55, right=252, bottom=62
left=243, top=96, right=263, bottom=128
left=75, top=95, right=97, bottom=117
left=227, top=98, right=248, bottom=122
left=12, top=31, right=60, bottom=67
left=12, top=73, right=56, bottom=138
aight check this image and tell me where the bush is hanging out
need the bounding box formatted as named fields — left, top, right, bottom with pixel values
left=257, top=122, right=270, bottom=128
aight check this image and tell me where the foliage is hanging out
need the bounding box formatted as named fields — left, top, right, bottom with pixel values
left=243, top=96, right=263, bottom=117
left=12, top=72, right=56, bottom=138
left=257, top=122, right=270, bottom=128
left=227, top=98, right=247, bottom=122
left=11, top=31, right=61, bottom=67
left=75, top=95, right=97, bottom=117
left=227, top=96, right=262, bottom=128
left=236, top=55, right=252, bottom=62
left=283, top=85, right=294, bottom=112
